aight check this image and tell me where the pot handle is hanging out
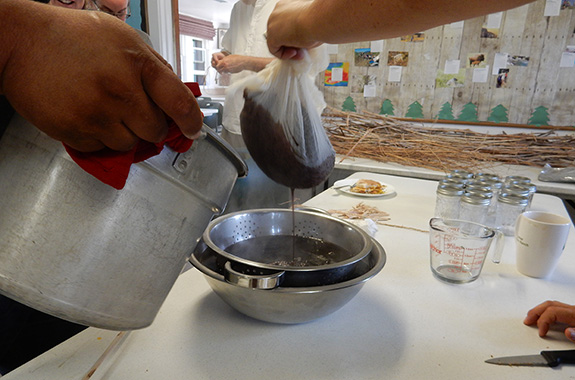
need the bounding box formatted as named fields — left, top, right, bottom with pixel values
left=224, top=261, right=284, bottom=290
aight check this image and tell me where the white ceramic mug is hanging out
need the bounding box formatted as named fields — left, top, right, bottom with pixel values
left=515, top=211, right=571, bottom=278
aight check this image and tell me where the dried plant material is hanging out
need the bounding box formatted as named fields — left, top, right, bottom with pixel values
left=328, top=202, right=391, bottom=223
left=323, top=108, right=575, bottom=172
left=378, top=223, right=428, bottom=233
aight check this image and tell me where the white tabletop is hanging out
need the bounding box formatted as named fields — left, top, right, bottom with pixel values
left=5, top=172, right=575, bottom=380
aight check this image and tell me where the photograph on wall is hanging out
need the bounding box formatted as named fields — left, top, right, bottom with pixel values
left=467, top=53, right=487, bottom=68
left=387, top=51, right=409, bottom=66
left=355, top=48, right=380, bottom=67
left=400, top=33, right=425, bottom=42
left=508, top=55, right=530, bottom=66
left=480, top=27, right=499, bottom=38
left=324, top=62, right=350, bottom=86
left=562, top=0, right=575, bottom=9
left=351, top=74, right=376, bottom=93
left=435, top=69, right=465, bottom=88
left=496, top=68, right=509, bottom=88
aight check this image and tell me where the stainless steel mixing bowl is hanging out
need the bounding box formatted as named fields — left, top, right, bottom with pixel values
left=190, top=237, right=386, bottom=324
left=202, top=208, right=373, bottom=286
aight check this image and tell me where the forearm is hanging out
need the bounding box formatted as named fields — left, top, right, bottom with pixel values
left=300, top=0, right=534, bottom=44
left=242, top=56, right=274, bottom=72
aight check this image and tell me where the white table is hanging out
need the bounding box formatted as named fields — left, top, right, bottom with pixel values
left=5, top=172, right=575, bottom=380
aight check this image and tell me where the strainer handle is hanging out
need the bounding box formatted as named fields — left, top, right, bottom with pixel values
left=224, top=261, right=285, bottom=290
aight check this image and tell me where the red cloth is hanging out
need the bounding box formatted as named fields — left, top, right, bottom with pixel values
left=63, top=83, right=201, bottom=190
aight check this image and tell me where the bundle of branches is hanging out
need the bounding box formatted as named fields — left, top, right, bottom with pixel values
left=323, top=108, right=575, bottom=173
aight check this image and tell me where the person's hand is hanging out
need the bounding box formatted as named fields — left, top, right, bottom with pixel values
left=524, top=300, right=575, bottom=343
left=266, top=0, right=322, bottom=59
left=213, top=54, right=247, bottom=74
left=1, top=2, right=203, bottom=152
left=211, top=52, right=226, bottom=69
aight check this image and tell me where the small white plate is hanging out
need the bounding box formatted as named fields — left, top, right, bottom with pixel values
left=333, top=179, right=396, bottom=198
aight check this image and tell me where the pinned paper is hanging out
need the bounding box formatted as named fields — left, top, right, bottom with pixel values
left=544, top=0, right=561, bottom=16
left=560, top=46, right=575, bottom=67
left=560, top=52, right=575, bottom=67
left=324, top=62, right=349, bottom=86
left=486, top=12, right=503, bottom=29
left=326, top=44, right=339, bottom=55
left=363, top=84, right=377, bottom=98
left=331, top=67, right=343, bottom=82
left=370, top=40, right=384, bottom=52
left=387, top=51, right=409, bottom=66
left=467, top=53, right=487, bottom=68
left=355, top=48, right=380, bottom=67
left=388, top=66, right=403, bottom=82
left=444, top=60, right=461, bottom=75
left=492, top=53, right=509, bottom=75
left=472, top=66, right=489, bottom=83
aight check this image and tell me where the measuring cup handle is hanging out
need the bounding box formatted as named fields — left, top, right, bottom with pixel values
left=491, top=229, right=505, bottom=264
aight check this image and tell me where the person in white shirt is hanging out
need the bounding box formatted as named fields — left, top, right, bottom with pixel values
left=211, top=0, right=278, bottom=149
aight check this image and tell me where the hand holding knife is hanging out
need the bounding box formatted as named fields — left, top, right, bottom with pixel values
left=486, top=349, right=575, bottom=367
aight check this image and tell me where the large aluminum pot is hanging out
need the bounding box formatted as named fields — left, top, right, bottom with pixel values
left=0, top=114, right=247, bottom=330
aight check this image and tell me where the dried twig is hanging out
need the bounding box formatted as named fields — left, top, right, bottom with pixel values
left=323, top=108, right=575, bottom=172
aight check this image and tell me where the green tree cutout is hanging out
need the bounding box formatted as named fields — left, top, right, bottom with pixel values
left=405, top=101, right=424, bottom=118
left=437, top=102, right=455, bottom=120
left=528, top=106, right=550, bottom=126
left=380, top=99, right=395, bottom=116
left=457, top=102, right=479, bottom=122
left=342, top=96, right=357, bottom=112
left=487, top=104, right=509, bottom=123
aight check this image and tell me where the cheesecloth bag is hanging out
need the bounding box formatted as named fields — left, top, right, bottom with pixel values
left=234, top=47, right=334, bottom=189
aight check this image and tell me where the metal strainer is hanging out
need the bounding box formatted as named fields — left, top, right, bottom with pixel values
left=202, top=208, right=372, bottom=287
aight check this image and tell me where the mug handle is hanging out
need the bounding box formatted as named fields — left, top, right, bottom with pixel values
left=491, top=229, right=505, bottom=264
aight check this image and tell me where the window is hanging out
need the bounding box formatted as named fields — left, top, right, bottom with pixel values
left=178, top=14, right=217, bottom=86
left=180, top=35, right=208, bottom=84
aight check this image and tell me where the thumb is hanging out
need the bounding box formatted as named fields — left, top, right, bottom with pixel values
left=565, top=327, right=575, bottom=343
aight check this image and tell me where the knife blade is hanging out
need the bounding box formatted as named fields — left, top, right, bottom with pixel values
left=486, top=349, right=575, bottom=367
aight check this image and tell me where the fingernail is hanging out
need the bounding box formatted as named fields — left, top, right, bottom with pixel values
left=568, top=328, right=575, bottom=341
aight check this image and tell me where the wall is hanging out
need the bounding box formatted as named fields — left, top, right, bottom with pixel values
left=319, top=0, right=575, bottom=127
left=145, top=0, right=177, bottom=71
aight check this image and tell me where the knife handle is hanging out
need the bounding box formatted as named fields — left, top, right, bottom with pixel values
left=541, top=350, right=575, bottom=367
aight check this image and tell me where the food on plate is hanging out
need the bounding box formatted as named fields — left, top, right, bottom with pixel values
left=350, top=179, right=387, bottom=194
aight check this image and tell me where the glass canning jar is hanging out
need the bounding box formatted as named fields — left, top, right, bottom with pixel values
left=435, top=184, right=464, bottom=219
left=496, top=192, right=529, bottom=236
left=459, top=191, right=492, bottom=225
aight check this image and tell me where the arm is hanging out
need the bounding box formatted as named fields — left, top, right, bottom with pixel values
left=213, top=54, right=274, bottom=74
left=0, top=0, right=203, bottom=152
left=266, top=0, right=536, bottom=59
left=524, top=300, right=575, bottom=342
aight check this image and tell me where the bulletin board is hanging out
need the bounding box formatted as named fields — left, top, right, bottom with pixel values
left=319, top=0, right=575, bottom=128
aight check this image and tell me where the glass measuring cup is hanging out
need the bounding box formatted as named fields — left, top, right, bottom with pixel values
left=429, top=218, right=504, bottom=284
